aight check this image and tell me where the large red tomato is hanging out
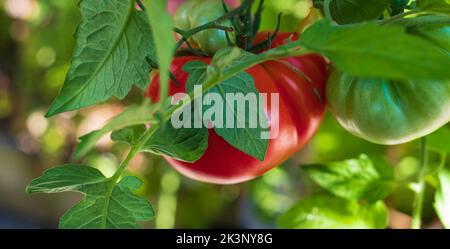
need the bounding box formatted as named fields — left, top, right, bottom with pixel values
left=147, top=33, right=328, bottom=184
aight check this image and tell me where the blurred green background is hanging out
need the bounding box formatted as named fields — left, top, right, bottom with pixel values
left=0, top=0, right=447, bottom=229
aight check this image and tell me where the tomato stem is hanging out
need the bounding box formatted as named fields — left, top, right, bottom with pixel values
left=382, top=10, right=449, bottom=26
left=111, top=124, right=159, bottom=182
left=166, top=43, right=311, bottom=120
left=411, top=137, right=428, bottom=229
left=174, top=0, right=252, bottom=51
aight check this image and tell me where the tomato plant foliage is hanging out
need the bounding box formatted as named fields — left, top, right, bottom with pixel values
left=27, top=0, right=450, bottom=229
left=27, top=165, right=154, bottom=228
left=46, top=0, right=156, bottom=117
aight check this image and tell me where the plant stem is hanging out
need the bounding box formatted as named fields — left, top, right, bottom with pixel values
left=382, top=9, right=449, bottom=25
left=383, top=10, right=423, bottom=24
left=384, top=14, right=450, bottom=27
left=110, top=30, right=310, bottom=185
left=164, top=44, right=310, bottom=120
left=111, top=125, right=158, bottom=182
left=411, top=137, right=428, bottom=229
left=174, top=0, right=252, bottom=50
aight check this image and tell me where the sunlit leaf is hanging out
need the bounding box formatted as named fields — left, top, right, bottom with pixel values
left=278, top=195, right=388, bottom=229
left=303, top=154, right=395, bottom=202
left=27, top=165, right=154, bottom=229
left=46, top=0, right=155, bottom=116
left=416, top=0, right=450, bottom=14
left=144, top=0, right=176, bottom=107
left=300, top=20, right=450, bottom=80
left=435, top=168, right=450, bottom=228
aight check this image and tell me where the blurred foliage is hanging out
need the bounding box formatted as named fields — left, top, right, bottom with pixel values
left=0, top=0, right=448, bottom=229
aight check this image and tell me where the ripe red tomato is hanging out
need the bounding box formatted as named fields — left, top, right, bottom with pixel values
left=147, top=33, right=328, bottom=184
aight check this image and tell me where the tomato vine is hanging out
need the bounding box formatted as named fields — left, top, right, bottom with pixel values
left=25, top=0, right=450, bottom=229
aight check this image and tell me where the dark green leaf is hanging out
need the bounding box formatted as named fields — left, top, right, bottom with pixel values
left=111, top=125, right=147, bottom=146
left=27, top=165, right=154, bottom=229
left=278, top=195, right=388, bottom=229
left=184, top=61, right=209, bottom=91
left=184, top=50, right=269, bottom=161
left=46, top=0, right=155, bottom=116
left=303, top=155, right=395, bottom=202
left=323, top=0, right=390, bottom=24
left=300, top=20, right=450, bottom=80
left=26, top=164, right=105, bottom=194
left=73, top=101, right=156, bottom=160
left=60, top=176, right=154, bottom=228
left=434, top=168, right=450, bottom=228
left=142, top=120, right=209, bottom=163
left=313, top=0, right=325, bottom=9
left=389, top=0, right=410, bottom=15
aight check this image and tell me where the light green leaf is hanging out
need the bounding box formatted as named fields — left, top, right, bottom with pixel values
left=184, top=52, right=269, bottom=161
left=278, top=195, right=389, bottom=229
left=111, top=125, right=147, bottom=146
left=27, top=165, right=154, bottom=229
left=435, top=168, right=450, bottom=228
left=46, top=0, right=155, bottom=116
left=300, top=20, right=450, bottom=80
left=416, top=0, right=450, bottom=14
left=408, top=22, right=450, bottom=51
left=145, top=0, right=176, bottom=107
left=428, top=126, right=450, bottom=153
left=303, top=155, right=395, bottom=202
left=323, top=0, right=390, bottom=24
left=73, top=101, right=156, bottom=160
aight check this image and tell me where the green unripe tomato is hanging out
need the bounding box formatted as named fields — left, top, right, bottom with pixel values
left=174, top=0, right=235, bottom=54
left=327, top=69, right=450, bottom=145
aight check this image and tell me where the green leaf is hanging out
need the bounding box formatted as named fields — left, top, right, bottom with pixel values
left=184, top=50, right=269, bottom=161
left=46, top=0, right=155, bottom=117
left=416, top=0, right=450, bottom=14
left=27, top=165, right=154, bottom=229
left=428, top=126, right=450, bottom=153
left=278, top=195, right=389, bottom=229
left=144, top=0, right=176, bottom=106
left=111, top=125, right=147, bottom=146
left=142, top=120, right=209, bottom=163
left=407, top=21, right=450, bottom=51
left=300, top=20, right=450, bottom=80
left=26, top=164, right=105, bottom=194
left=73, top=101, right=156, bottom=160
left=303, top=155, right=395, bottom=202
left=434, top=167, right=450, bottom=228
left=313, top=0, right=325, bottom=9
left=323, top=0, right=390, bottom=24
left=389, top=0, right=410, bottom=15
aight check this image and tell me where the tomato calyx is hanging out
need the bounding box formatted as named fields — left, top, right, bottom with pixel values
left=172, top=0, right=284, bottom=57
